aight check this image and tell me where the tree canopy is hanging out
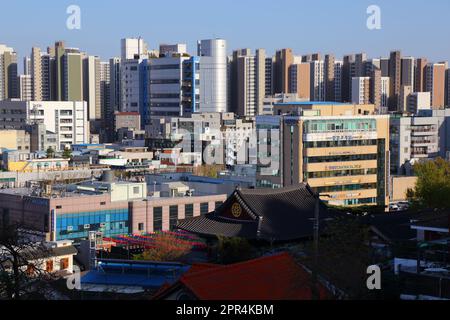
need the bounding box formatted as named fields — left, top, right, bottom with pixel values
left=408, top=157, right=450, bottom=209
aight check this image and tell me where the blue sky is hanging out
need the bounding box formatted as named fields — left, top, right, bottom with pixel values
left=1, top=0, right=450, bottom=70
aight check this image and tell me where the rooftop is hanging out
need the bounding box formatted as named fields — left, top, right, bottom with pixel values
left=153, top=252, right=331, bottom=300
left=274, top=101, right=349, bottom=106
left=178, top=184, right=342, bottom=241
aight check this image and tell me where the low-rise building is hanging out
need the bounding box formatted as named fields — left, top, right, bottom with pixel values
left=0, top=129, right=30, bottom=152
left=0, top=175, right=227, bottom=242
left=390, top=109, right=450, bottom=175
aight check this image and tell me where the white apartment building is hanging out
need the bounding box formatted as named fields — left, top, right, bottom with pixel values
left=407, top=92, right=431, bottom=114
left=0, top=100, right=89, bottom=150
left=381, top=77, right=390, bottom=110
left=121, top=38, right=148, bottom=61
left=18, top=75, right=32, bottom=101
left=310, top=60, right=325, bottom=101
left=352, top=77, right=370, bottom=104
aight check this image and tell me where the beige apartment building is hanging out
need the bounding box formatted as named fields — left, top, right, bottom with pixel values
left=0, top=130, right=30, bottom=152
left=426, top=62, right=447, bottom=108
left=257, top=102, right=389, bottom=208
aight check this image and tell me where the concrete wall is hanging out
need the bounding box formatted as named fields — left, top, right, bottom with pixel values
left=391, top=176, right=417, bottom=202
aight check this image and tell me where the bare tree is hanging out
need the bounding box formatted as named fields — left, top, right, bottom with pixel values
left=0, top=224, right=58, bottom=300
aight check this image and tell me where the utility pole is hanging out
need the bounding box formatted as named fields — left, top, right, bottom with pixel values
left=311, top=193, right=331, bottom=300
left=311, top=194, right=320, bottom=300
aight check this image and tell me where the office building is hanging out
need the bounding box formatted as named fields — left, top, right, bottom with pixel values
left=120, top=59, right=147, bottom=117
left=259, top=102, right=389, bottom=207
left=197, top=39, right=227, bottom=113
left=0, top=100, right=89, bottom=150
left=147, top=55, right=199, bottom=118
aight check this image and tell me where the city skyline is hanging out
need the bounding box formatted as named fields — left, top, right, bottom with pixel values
left=2, top=0, right=450, bottom=67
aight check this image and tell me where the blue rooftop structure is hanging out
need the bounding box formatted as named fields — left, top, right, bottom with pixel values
left=81, top=259, right=191, bottom=290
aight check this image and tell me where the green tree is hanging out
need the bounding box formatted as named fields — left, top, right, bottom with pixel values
left=408, top=157, right=450, bottom=209
left=45, top=147, right=55, bottom=159
left=62, top=148, right=72, bottom=159
left=216, top=237, right=254, bottom=264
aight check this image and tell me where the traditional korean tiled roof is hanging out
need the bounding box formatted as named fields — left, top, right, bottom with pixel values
left=178, top=184, right=339, bottom=241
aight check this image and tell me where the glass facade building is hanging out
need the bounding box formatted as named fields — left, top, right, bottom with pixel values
left=56, top=209, right=129, bottom=241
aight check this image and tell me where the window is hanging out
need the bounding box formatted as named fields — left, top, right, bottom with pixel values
left=138, top=223, right=144, bottom=231
left=185, top=204, right=194, bottom=219
left=46, top=260, right=54, bottom=273
left=27, top=264, right=36, bottom=276
left=153, top=207, right=163, bottom=232
left=215, top=201, right=223, bottom=209
left=133, top=187, right=140, bottom=195
left=169, top=206, right=178, bottom=231
left=56, top=206, right=62, bottom=209
left=200, top=203, right=209, bottom=215
left=60, top=258, right=69, bottom=270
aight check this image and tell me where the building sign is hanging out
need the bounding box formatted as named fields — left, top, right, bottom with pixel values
left=305, top=131, right=377, bottom=142
left=326, top=165, right=363, bottom=171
